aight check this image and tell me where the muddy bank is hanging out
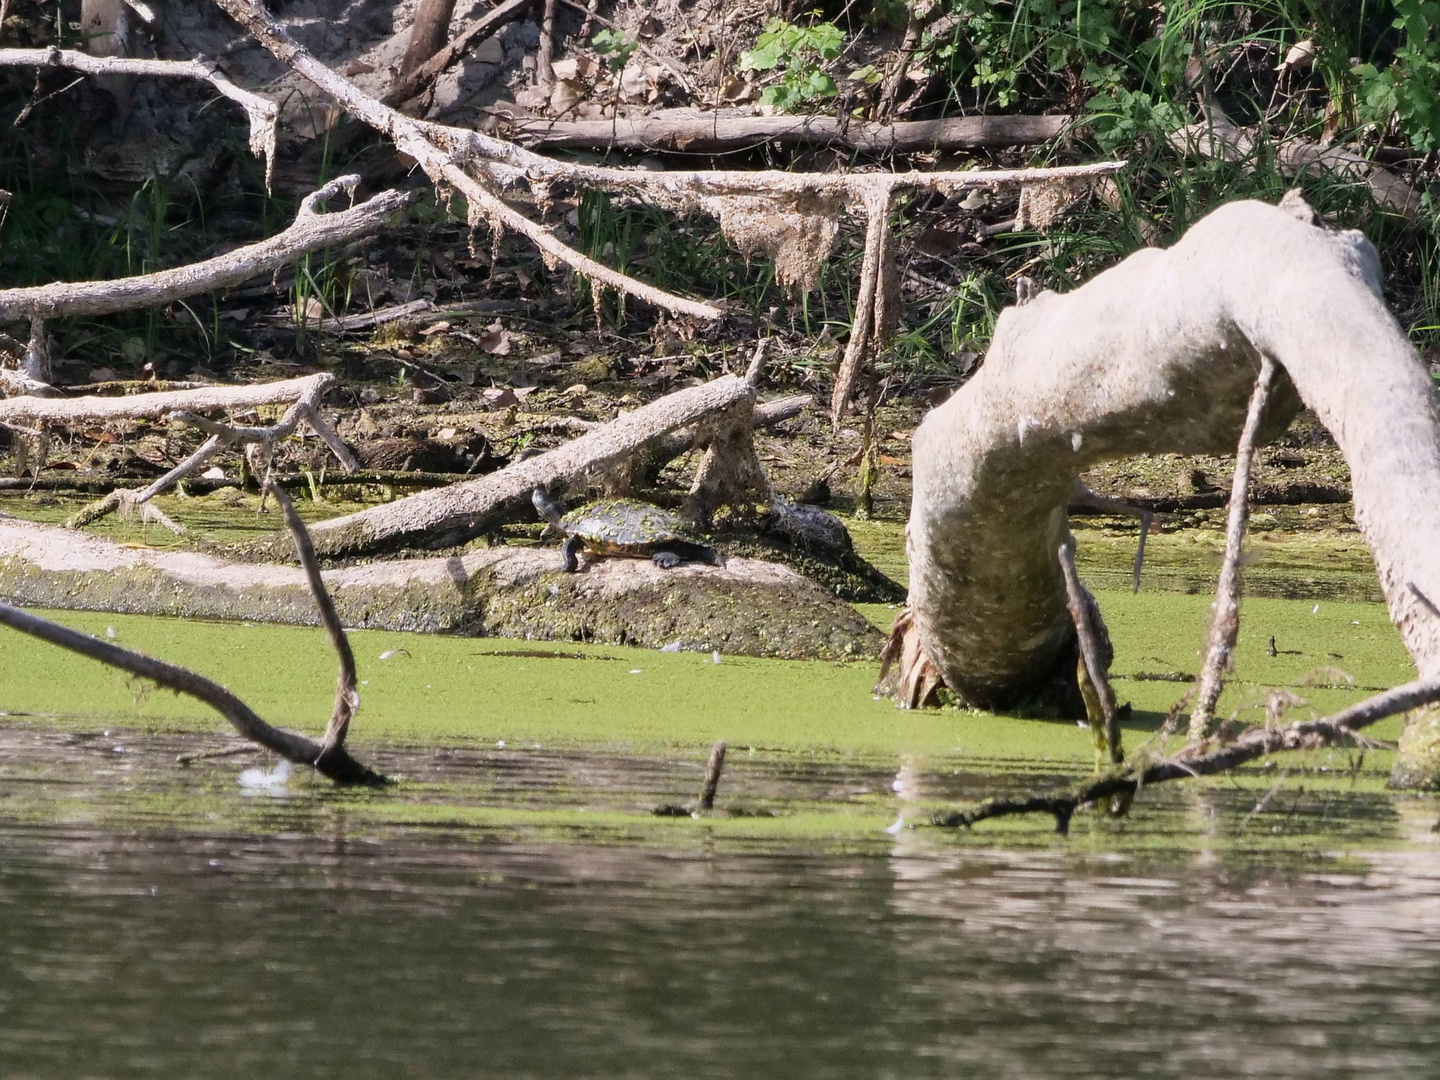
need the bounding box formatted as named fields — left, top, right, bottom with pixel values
left=0, top=517, right=881, bottom=660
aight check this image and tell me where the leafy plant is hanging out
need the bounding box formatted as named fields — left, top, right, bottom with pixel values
left=1353, top=0, right=1440, bottom=150
left=592, top=28, right=638, bottom=73
left=738, top=16, right=845, bottom=111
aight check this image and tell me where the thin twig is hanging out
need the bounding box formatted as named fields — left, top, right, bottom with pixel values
left=1190, top=356, right=1277, bottom=740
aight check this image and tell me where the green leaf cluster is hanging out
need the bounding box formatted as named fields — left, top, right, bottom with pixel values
left=1353, top=0, right=1440, bottom=150
left=738, top=16, right=845, bottom=111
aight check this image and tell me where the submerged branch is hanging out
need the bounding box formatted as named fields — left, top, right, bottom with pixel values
left=931, top=677, right=1440, bottom=834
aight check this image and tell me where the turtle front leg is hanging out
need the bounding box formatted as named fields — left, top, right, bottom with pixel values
left=561, top=534, right=583, bottom=572
left=652, top=549, right=682, bottom=569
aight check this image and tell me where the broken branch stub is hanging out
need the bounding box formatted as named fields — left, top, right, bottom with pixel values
left=901, top=196, right=1440, bottom=788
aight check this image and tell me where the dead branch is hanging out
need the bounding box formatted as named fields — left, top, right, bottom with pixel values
left=213, top=0, right=724, bottom=322
left=1189, top=356, right=1277, bottom=741
left=0, top=175, right=405, bottom=320
left=384, top=0, right=529, bottom=106
left=1058, top=540, right=1121, bottom=764
left=697, top=739, right=727, bottom=811
left=506, top=110, right=1078, bottom=154
left=830, top=187, right=895, bottom=426
left=302, top=374, right=755, bottom=556
left=0, top=45, right=279, bottom=189
left=932, top=677, right=1440, bottom=833
left=1068, top=479, right=1155, bottom=593
left=62, top=372, right=357, bottom=529
left=0, top=603, right=386, bottom=786
left=268, top=481, right=357, bottom=759
left=535, top=0, right=559, bottom=96
left=0, top=372, right=331, bottom=426
left=1171, top=114, right=1421, bottom=219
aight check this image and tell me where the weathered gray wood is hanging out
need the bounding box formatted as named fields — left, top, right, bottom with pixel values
left=303, top=375, right=754, bottom=554
left=509, top=110, right=1077, bottom=154
left=903, top=197, right=1440, bottom=787
left=0, top=177, right=405, bottom=319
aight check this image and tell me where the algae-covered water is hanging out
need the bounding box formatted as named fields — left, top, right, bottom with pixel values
left=3, top=512, right=1439, bottom=1076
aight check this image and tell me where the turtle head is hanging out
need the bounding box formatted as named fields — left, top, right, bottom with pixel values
left=531, top=487, right=565, bottom=527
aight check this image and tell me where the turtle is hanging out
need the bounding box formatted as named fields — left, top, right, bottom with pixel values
left=531, top=489, right=722, bottom=572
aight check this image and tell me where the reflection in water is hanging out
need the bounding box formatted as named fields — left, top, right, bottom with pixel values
left=0, top=812, right=1438, bottom=1079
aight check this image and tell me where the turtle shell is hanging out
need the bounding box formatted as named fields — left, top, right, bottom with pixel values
left=560, top=499, right=686, bottom=554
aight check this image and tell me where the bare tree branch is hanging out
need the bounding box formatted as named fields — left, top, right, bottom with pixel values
left=0, top=600, right=386, bottom=784
left=267, top=481, right=358, bottom=759
left=0, top=46, right=279, bottom=189
left=212, top=0, right=725, bottom=322
left=1190, top=356, right=1277, bottom=740
left=1059, top=539, right=1121, bottom=764
left=932, top=677, right=1440, bottom=833
left=0, top=175, right=406, bottom=320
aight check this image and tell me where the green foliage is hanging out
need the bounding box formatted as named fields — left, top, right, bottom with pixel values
left=1353, top=0, right=1440, bottom=150
left=738, top=16, right=845, bottom=111
left=591, top=28, right=638, bottom=72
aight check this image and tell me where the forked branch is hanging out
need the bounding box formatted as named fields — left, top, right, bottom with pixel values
left=0, top=495, right=386, bottom=785
left=931, top=677, right=1440, bottom=833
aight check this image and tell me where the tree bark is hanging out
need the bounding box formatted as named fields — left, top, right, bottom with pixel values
left=400, top=0, right=459, bottom=76
left=507, top=110, right=1077, bottom=154
left=902, top=197, right=1440, bottom=786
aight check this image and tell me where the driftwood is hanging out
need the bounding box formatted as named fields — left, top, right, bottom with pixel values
left=506, top=110, right=1078, bottom=154
left=301, top=375, right=754, bottom=555
left=0, top=515, right=881, bottom=660
left=0, top=372, right=333, bottom=426
left=0, top=486, right=385, bottom=785
left=1171, top=114, right=1422, bottom=219
left=0, top=175, right=405, bottom=322
left=932, top=677, right=1440, bottom=834
left=61, top=373, right=357, bottom=529
left=213, top=0, right=724, bottom=323
left=898, top=195, right=1440, bottom=787
left=1058, top=540, right=1121, bottom=765
left=0, top=45, right=279, bottom=187
left=1188, top=357, right=1276, bottom=740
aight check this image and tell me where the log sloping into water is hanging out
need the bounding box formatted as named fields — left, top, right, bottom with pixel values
left=903, top=197, right=1440, bottom=786
left=0, top=517, right=880, bottom=661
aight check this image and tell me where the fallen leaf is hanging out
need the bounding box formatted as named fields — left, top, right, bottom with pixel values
left=562, top=383, right=589, bottom=397
left=202, top=466, right=226, bottom=479
left=477, top=320, right=512, bottom=355
left=88, top=367, right=118, bottom=382
left=419, top=321, right=452, bottom=337
left=482, top=387, right=519, bottom=408
left=414, top=385, right=451, bottom=405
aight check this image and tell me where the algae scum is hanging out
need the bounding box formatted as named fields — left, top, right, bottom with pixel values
left=5, top=508, right=1440, bottom=1078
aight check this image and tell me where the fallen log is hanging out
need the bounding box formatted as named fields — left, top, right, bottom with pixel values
left=506, top=110, right=1079, bottom=154
left=301, top=374, right=754, bottom=556
left=900, top=194, right=1440, bottom=786
left=0, top=372, right=332, bottom=426
left=0, top=515, right=881, bottom=660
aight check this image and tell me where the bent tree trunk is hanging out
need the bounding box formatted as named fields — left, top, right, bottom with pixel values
left=906, top=198, right=1440, bottom=787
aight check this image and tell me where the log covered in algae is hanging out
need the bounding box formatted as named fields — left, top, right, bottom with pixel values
left=0, top=518, right=881, bottom=660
